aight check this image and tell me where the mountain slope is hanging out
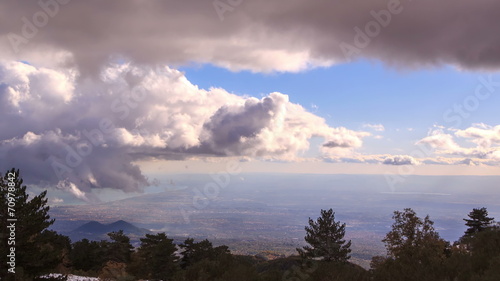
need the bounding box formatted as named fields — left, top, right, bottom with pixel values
left=67, top=220, right=151, bottom=242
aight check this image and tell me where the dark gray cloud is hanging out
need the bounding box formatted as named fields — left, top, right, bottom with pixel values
left=1, top=0, right=500, bottom=74
left=323, top=141, right=352, bottom=148
left=203, top=96, right=276, bottom=155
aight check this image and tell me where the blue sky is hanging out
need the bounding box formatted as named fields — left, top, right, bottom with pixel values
left=181, top=61, right=500, bottom=154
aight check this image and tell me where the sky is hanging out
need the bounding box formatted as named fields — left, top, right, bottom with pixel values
left=0, top=0, right=500, bottom=203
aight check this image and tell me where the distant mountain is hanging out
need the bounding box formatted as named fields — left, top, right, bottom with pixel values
left=73, top=221, right=105, bottom=233
left=67, top=220, right=152, bottom=242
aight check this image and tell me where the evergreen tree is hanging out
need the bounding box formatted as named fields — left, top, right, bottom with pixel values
left=464, top=207, right=494, bottom=236
left=129, top=232, right=179, bottom=281
left=0, top=168, right=62, bottom=280
left=179, top=238, right=230, bottom=269
left=465, top=225, right=500, bottom=279
left=173, top=252, right=256, bottom=281
left=70, top=238, right=104, bottom=272
left=32, top=230, right=71, bottom=275
left=296, top=208, right=351, bottom=262
left=106, top=230, right=133, bottom=264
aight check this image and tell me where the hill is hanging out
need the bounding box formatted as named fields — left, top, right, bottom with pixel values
left=66, top=220, right=151, bottom=243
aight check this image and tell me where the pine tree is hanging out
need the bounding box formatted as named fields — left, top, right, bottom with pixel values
left=106, top=230, right=133, bottom=264
left=0, top=168, right=63, bottom=280
left=179, top=238, right=230, bottom=268
left=464, top=207, right=494, bottom=236
left=70, top=238, right=104, bottom=272
left=297, top=208, right=351, bottom=262
left=129, top=232, right=179, bottom=280
left=466, top=226, right=500, bottom=279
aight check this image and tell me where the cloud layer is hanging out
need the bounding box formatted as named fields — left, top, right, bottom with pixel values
left=1, top=0, right=500, bottom=74
left=418, top=124, right=500, bottom=165
left=0, top=61, right=367, bottom=200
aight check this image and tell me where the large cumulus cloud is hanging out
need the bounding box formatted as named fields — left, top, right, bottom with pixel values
left=1, top=0, right=500, bottom=74
left=0, top=61, right=368, bottom=200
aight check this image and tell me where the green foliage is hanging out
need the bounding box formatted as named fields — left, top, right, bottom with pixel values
left=463, top=207, right=494, bottom=237
left=70, top=238, right=106, bottom=273
left=128, top=232, right=179, bottom=281
left=297, top=208, right=352, bottom=262
left=173, top=238, right=260, bottom=281
left=69, top=230, right=133, bottom=275
left=382, top=208, right=446, bottom=259
left=371, top=209, right=499, bottom=281
left=372, top=208, right=448, bottom=281
left=106, top=230, right=133, bottom=264
left=472, top=255, right=500, bottom=281
left=308, top=261, right=370, bottom=281
left=256, top=256, right=370, bottom=281
left=173, top=254, right=259, bottom=281
left=179, top=238, right=231, bottom=268
left=255, top=255, right=303, bottom=274
left=0, top=168, right=67, bottom=280
left=32, top=230, right=72, bottom=274
left=467, top=226, right=500, bottom=280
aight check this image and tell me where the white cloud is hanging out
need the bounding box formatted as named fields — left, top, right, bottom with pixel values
left=0, top=61, right=369, bottom=199
left=417, top=124, right=500, bottom=162
left=50, top=197, right=64, bottom=204
left=57, top=180, right=88, bottom=201
left=323, top=154, right=419, bottom=165
left=363, top=123, right=385, bottom=132
left=383, top=155, right=420, bottom=166
left=320, top=128, right=371, bottom=158
left=455, top=125, right=500, bottom=149
left=319, top=124, right=500, bottom=167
